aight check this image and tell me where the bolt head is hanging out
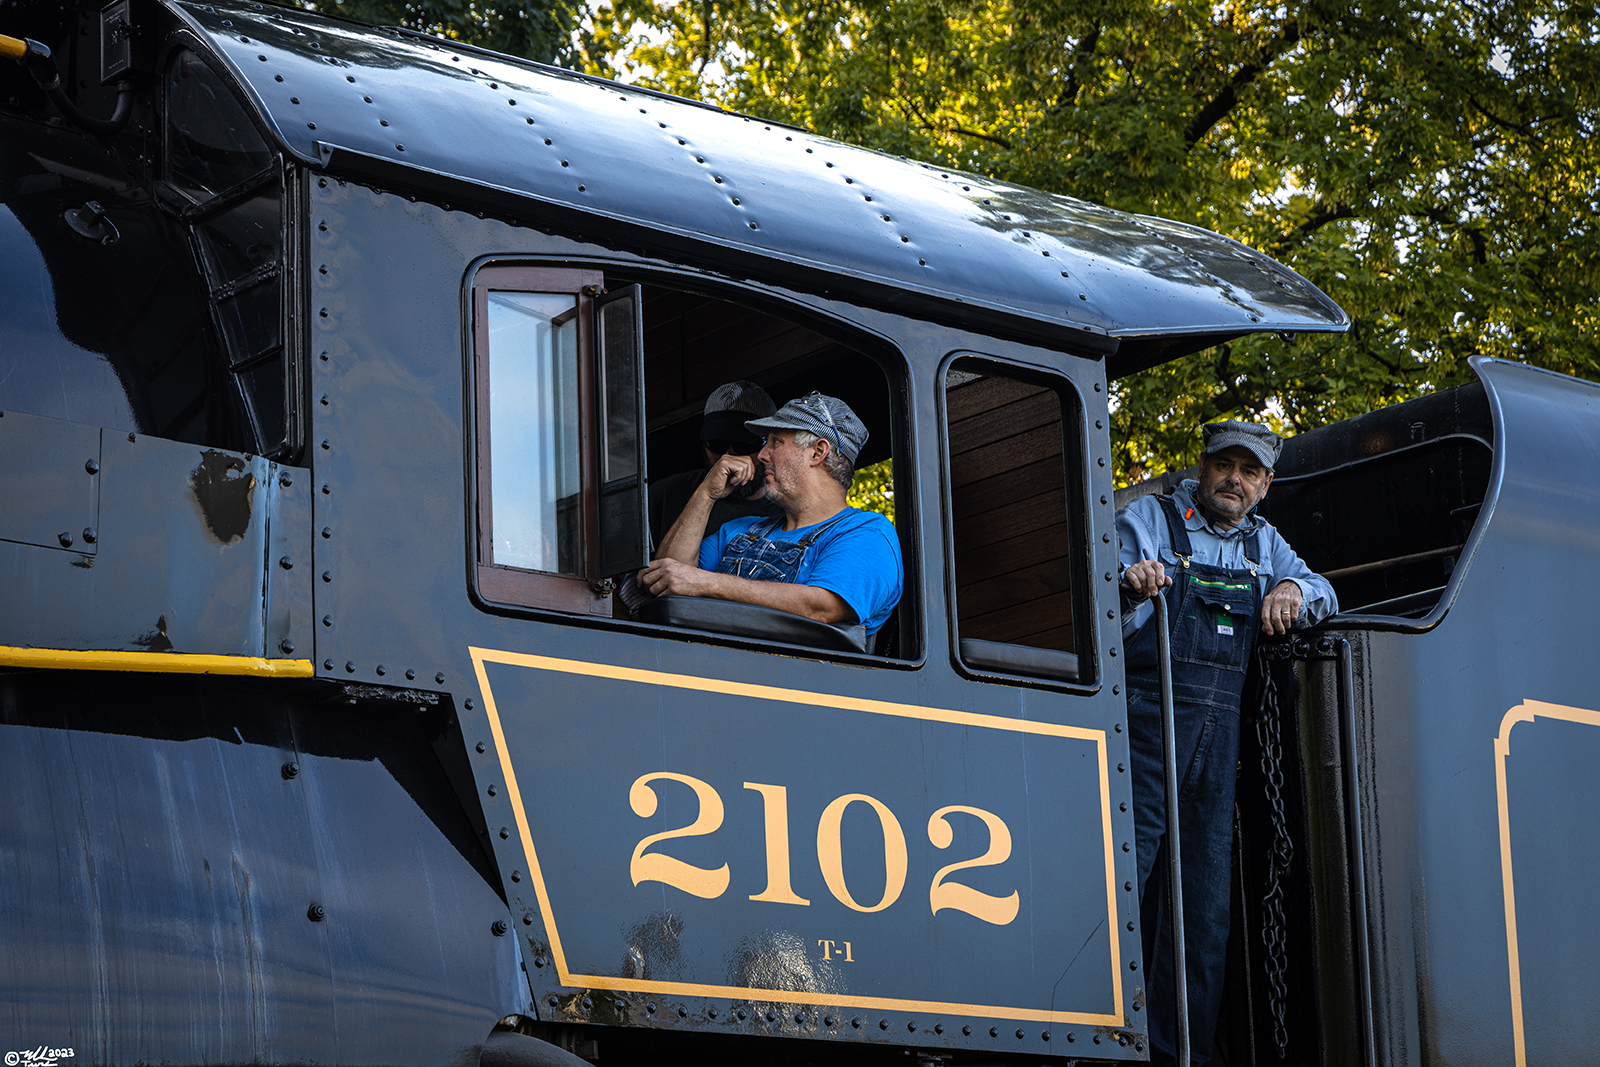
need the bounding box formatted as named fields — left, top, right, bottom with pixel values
left=85, top=459, right=99, bottom=475
left=307, top=903, right=325, bottom=922
left=282, top=761, right=299, bottom=779
left=279, top=639, right=295, bottom=654
left=279, top=472, right=292, bottom=487
left=491, top=919, right=508, bottom=935
left=82, top=527, right=97, bottom=544
left=57, top=532, right=73, bottom=548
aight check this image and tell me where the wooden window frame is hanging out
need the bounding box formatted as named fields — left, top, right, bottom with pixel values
left=471, top=264, right=611, bottom=616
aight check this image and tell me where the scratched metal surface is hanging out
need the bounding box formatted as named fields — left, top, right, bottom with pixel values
left=0, top=671, right=523, bottom=1065
left=163, top=0, right=1345, bottom=368
left=0, top=411, right=311, bottom=660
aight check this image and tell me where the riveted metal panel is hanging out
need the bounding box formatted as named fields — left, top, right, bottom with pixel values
left=0, top=410, right=101, bottom=553
left=162, top=0, right=1346, bottom=364
left=0, top=425, right=310, bottom=659
left=301, top=179, right=1143, bottom=1058
left=0, top=670, right=523, bottom=1066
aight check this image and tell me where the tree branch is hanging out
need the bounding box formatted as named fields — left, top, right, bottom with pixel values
left=899, top=94, right=1013, bottom=149
left=1264, top=199, right=1355, bottom=256
left=1184, top=19, right=1301, bottom=147
left=1053, top=23, right=1102, bottom=111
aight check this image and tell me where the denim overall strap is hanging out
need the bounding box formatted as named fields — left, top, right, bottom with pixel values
left=715, top=511, right=852, bottom=585
left=1120, top=495, right=1268, bottom=1067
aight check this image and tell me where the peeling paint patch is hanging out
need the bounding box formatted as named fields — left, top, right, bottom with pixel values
left=190, top=451, right=255, bottom=544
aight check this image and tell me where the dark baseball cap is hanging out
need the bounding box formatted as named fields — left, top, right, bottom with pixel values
left=745, top=391, right=869, bottom=464
left=700, top=380, right=776, bottom=446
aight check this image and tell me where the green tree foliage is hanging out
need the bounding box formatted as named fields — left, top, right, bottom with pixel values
left=847, top=458, right=896, bottom=523
left=573, top=0, right=1599, bottom=481
left=299, top=0, right=571, bottom=64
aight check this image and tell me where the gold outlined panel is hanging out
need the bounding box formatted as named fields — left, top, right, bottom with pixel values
left=1495, top=699, right=1600, bottom=1067
left=470, top=647, right=1126, bottom=1026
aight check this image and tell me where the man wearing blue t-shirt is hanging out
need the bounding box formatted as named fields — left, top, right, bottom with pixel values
left=639, top=392, right=902, bottom=637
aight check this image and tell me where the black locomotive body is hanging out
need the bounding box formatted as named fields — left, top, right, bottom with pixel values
left=0, top=3, right=1588, bottom=1066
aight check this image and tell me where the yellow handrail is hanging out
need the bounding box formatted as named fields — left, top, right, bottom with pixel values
left=0, top=34, right=30, bottom=61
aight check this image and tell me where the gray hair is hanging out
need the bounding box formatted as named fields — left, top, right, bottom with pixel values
left=792, top=429, right=854, bottom=490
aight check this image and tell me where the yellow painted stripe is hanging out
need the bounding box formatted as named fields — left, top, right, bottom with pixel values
left=1495, top=698, right=1600, bottom=1067
left=0, top=35, right=29, bottom=60
left=0, top=645, right=313, bottom=677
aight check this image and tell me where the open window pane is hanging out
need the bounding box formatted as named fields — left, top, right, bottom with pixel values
left=595, top=285, right=648, bottom=578
left=486, top=291, right=583, bottom=575
left=946, top=361, right=1085, bottom=681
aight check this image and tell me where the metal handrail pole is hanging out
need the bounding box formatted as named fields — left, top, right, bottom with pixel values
left=1153, top=594, right=1191, bottom=1065
left=1338, top=639, right=1377, bottom=1066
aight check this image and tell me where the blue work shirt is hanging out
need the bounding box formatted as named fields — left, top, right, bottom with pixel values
left=699, top=508, right=903, bottom=635
left=1116, top=479, right=1337, bottom=639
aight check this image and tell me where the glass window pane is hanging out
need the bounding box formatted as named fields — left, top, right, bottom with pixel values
left=487, top=291, right=584, bottom=575
left=215, top=280, right=281, bottom=367
left=195, top=188, right=281, bottom=285
left=599, top=295, right=640, bottom=483
left=166, top=50, right=274, bottom=201
left=239, top=357, right=287, bottom=453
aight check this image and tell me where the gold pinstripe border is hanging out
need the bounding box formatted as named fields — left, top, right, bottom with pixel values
left=0, top=645, right=313, bottom=677
left=470, top=646, right=1126, bottom=1026
left=1495, top=698, right=1600, bottom=1067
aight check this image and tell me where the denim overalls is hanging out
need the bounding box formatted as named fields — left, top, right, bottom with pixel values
left=714, top=513, right=849, bottom=585
left=1123, top=494, right=1263, bottom=1067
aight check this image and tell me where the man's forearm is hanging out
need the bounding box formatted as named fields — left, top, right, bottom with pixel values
left=656, top=487, right=715, bottom=564
left=696, top=571, right=853, bottom=625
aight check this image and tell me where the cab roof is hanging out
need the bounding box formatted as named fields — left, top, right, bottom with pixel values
left=170, top=0, right=1348, bottom=371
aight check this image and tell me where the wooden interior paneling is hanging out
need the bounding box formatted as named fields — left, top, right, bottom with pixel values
left=947, top=373, right=1075, bottom=654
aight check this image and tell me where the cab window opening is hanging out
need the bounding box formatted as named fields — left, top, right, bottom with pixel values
left=472, top=267, right=914, bottom=659
left=944, top=358, right=1091, bottom=684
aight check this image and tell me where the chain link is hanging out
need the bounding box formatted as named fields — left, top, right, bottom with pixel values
left=1256, top=651, right=1294, bottom=1060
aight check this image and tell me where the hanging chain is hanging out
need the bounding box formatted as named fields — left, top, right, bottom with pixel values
left=1256, top=652, right=1294, bottom=1060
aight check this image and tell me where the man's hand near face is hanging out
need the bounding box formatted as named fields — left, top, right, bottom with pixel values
left=701, top=452, right=757, bottom=502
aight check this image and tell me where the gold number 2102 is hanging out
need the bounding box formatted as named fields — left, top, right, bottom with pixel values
left=628, top=774, right=1018, bottom=926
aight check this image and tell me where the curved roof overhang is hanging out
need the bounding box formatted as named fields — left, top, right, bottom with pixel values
left=166, top=0, right=1348, bottom=369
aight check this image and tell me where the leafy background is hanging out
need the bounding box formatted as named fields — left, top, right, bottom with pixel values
left=303, top=0, right=1598, bottom=485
